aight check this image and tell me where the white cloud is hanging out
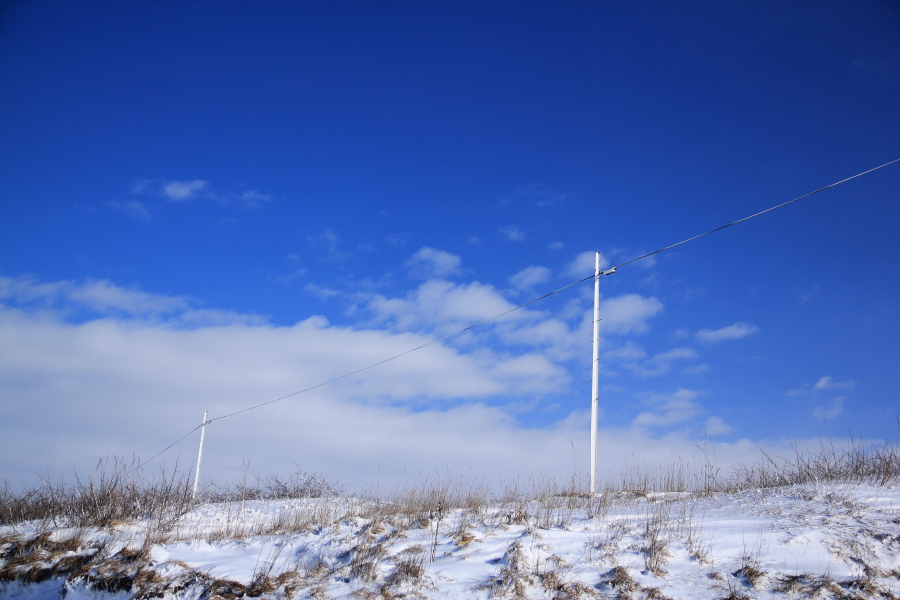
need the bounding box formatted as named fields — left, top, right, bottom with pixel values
left=626, top=347, right=699, bottom=377
left=566, top=251, right=604, bottom=278
left=602, top=294, right=664, bottom=335
left=499, top=225, right=526, bottom=241
left=0, top=275, right=191, bottom=316
left=633, top=389, right=704, bottom=427
left=407, top=247, right=463, bottom=279
left=236, top=190, right=271, bottom=209
left=787, top=376, right=855, bottom=397
left=0, top=284, right=573, bottom=485
left=368, top=279, right=525, bottom=336
left=307, top=228, right=339, bottom=252
left=0, top=275, right=866, bottom=490
left=535, top=193, right=566, bottom=208
left=163, top=179, right=209, bottom=201
left=386, top=235, right=407, bottom=248
left=133, top=179, right=269, bottom=209
left=306, top=228, right=356, bottom=261
left=304, top=282, right=340, bottom=300
left=509, top=266, right=551, bottom=292
left=814, top=376, right=855, bottom=391
left=813, top=396, right=845, bottom=420
left=0, top=276, right=266, bottom=327
left=704, top=416, right=734, bottom=436
left=604, top=340, right=647, bottom=362
left=107, top=200, right=150, bottom=221
left=68, top=279, right=192, bottom=315
left=365, top=275, right=663, bottom=365
left=696, top=322, right=759, bottom=343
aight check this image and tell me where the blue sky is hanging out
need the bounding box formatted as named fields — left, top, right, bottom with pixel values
left=1, top=1, right=899, bottom=487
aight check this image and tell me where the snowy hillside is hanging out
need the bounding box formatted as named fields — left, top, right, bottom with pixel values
left=3, top=480, right=900, bottom=599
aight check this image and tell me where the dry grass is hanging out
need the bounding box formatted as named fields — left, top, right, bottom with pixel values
left=0, top=456, right=195, bottom=530
left=2, top=439, right=900, bottom=598
left=641, top=503, right=671, bottom=576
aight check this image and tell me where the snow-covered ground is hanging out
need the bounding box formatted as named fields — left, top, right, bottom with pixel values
left=3, top=482, right=900, bottom=599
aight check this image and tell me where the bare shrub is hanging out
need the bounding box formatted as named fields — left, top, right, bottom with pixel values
left=204, top=469, right=344, bottom=503
left=0, top=457, right=195, bottom=530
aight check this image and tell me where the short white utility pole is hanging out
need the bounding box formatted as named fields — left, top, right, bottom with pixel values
left=192, top=411, right=208, bottom=500
left=590, top=252, right=601, bottom=494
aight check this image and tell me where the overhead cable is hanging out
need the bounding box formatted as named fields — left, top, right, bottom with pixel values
left=609, top=157, right=900, bottom=271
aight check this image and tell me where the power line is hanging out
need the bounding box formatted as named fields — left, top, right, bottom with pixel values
left=140, top=157, right=899, bottom=465
left=610, top=157, right=900, bottom=271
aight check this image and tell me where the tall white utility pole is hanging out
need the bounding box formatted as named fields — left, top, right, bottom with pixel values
left=192, top=410, right=208, bottom=500
left=590, top=252, right=601, bottom=494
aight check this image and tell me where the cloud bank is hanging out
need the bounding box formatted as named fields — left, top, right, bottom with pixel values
left=0, top=261, right=810, bottom=490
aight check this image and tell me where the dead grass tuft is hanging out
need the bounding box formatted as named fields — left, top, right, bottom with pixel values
left=732, top=565, right=766, bottom=589
left=719, top=582, right=754, bottom=600
left=605, top=566, right=640, bottom=594
left=641, top=504, right=671, bottom=576
left=385, top=544, right=429, bottom=589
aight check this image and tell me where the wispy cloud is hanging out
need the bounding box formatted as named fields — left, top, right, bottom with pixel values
left=788, top=375, right=856, bottom=397
left=627, top=347, right=699, bottom=377
left=108, top=179, right=271, bottom=220
left=509, top=266, right=551, bottom=292
left=106, top=200, right=150, bottom=221
left=814, top=376, right=855, bottom=391
left=633, top=389, right=704, bottom=427
left=155, top=179, right=269, bottom=207
left=696, top=322, right=759, bottom=343
left=162, top=179, right=209, bottom=201
left=813, top=396, right=845, bottom=420
left=306, top=228, right=355, bottom=261
left=704, top=416, right=734, bottom=436
left=0, top=275, right=190, bottom=316
left=535, top=194, right=566, bottom=208
left=602, top=294, right=664, bottom=335
left=407, top=247, right=463, bottom=279
left=499, top=225, right=526, bottom=241
left=565, top=251, right=608, bottom=278
left=798, top=283, right=820, bottom=304
left=516, top=183, right=545, bottom=196
left=0, top=275, right=264, bottom=327
left=235, top=190, right=270, bottom=209
left=304, top=282, right=340, bottom=299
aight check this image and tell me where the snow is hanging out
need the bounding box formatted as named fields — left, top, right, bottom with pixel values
left=3, top=482, right=900, bottom=598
